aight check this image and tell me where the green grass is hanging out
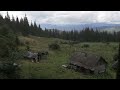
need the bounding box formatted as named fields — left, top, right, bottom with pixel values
left=18, top=35, right=118, bottom=79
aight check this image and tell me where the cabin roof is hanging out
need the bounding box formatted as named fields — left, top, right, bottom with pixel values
left=70, top=52, right=107, bottom=70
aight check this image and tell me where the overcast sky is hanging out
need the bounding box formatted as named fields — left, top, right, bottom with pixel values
left=1, top=11, right=120, bottom=24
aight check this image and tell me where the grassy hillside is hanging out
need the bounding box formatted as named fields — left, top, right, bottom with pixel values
left=18, top=35, right=118, bottom=79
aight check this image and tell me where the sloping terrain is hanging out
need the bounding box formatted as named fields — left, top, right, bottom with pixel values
left=19, top=35, right=117, bottom=79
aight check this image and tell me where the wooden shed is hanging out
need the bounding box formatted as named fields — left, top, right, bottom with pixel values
left=68, top=52, right=108, bottom=74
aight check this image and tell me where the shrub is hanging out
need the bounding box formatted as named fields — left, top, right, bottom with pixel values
left=81, top=44, right=90, bottom=48
left=106, top=42, right=110, bottom=45
left=0, top=60, right=20, bottom=79
left=0, top=50, right=21, bottom=79
left=0, top=25, right=21, bottom=79
left=49, top=42, right=60, bottom=50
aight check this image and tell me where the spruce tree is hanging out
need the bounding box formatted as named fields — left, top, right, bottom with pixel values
left=0, top=14, right=4, bottom=25
left=23, top=14, right=29, bottom=36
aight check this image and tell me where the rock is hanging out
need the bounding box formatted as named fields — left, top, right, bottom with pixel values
left=62, top=65, right=67, bottom=68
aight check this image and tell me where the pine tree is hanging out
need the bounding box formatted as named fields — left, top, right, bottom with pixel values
left=4, top=12, right=11, bottom=25
left=23, top=14, right=30, bottom=36
left=10, top=15, right=16, bottom=33
left=0, top=14, right=4, bottom=25
left=19, top=18, right=25, bottom=36
left=33, top=21, right=39, bottom=36
left=29, top=21, right=34, bottom=35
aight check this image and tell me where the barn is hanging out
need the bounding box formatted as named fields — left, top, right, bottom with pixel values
left=68, top=52, right=108, bottom=74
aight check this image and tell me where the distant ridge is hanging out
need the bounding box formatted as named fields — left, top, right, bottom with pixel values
left=40, top=23, right=120, bottom=32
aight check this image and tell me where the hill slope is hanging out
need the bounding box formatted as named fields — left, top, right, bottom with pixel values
left=19, top=35, right=117, bottom=79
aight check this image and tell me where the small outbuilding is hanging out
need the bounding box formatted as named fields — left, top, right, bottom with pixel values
left=68, top=52, right=108, bottom=74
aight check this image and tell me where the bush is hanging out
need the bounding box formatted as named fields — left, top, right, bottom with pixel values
left=106, top=42, right=110, bottom=45
left=0, top=50, right=21, bottom=79
left=0, top=25, right=21, bottom=79
left=81, top=44, right=90, bottom=48
left=49, top=43, right=60, bottom=50
left=0, top=37, right=9, bottom=58
left=0, top=60, right=20, bottom=79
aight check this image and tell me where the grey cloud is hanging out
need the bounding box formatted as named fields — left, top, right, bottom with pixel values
left=1, top=11, right=120, bottom=24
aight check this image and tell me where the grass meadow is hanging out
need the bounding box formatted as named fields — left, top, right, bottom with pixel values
left=18, top=35, right=118, bottom=79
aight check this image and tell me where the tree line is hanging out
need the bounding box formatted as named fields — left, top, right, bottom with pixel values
left=1, top=12, right=120, bottom=42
